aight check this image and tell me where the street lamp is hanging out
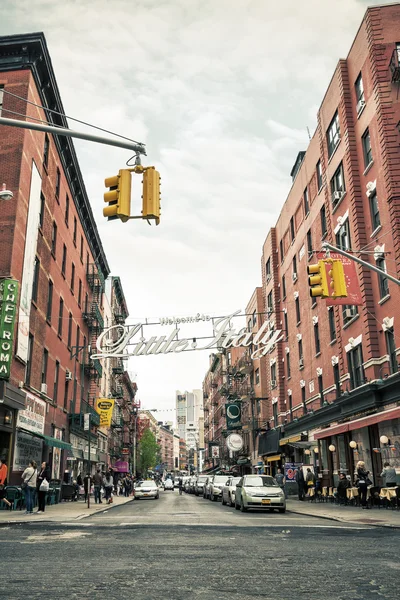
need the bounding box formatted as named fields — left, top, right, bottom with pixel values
left=380, top=435, right=389, bottom=445
left=349, top=440, right=357, bottom=449
left=328, top=444, right=336, bottom=452
left=0, top=183, right=13, bottom=201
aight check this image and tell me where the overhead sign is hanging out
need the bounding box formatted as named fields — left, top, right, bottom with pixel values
left=0, top=279, right=19, bottom=379
left=13, top=430, right=43, bottom=471
left=226, top=433, right=244, bottom=452
left=16, top=392, right=46, bottom=435
left=211, top=446, right=220, bottom=459
left=91, top=310, right=284, bottom=361
left=226, top=403, right=242, bottom=430
left=95, top=398, right=115, bottom=427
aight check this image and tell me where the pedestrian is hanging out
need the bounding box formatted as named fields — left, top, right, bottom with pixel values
left=83, top=473, right=91, bottom=502
left=103, top=470, right=114, bottom=504
left=336, top=472, right=350, bottom=504
left=22, top=460, right=37, bottom=514
left=0, top=458, right=12, bottom=510
left=36, top=461, right=51, bottom=513
left=124, top=476, right=132, bottom=497
left=380, top=462, right=397, bottom=488
left=295, top=467, right=305, bottom=501
left=93, top=469, right=103, bottom=504
left=356, top=460, right=371, bottom=509
left=275, top=468, right=287, bottom=498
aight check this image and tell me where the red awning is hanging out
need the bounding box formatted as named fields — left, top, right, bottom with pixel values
left=314, top=407, right=400, bottom=440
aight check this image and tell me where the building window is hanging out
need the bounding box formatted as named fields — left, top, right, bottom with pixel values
left=331, top=162, right=345, bottom=207
left=343, top=304, right=358, bottom=325
left=362, top=129, right=372, bottom=168
left=336, top=220, right=351, bottom=251
left=55, top=167, right=60, bottom=200
left=301, top=387, right=306, bottom=414
left=327, top=111, right=340, bottom=158
left=355, top=73, right=365, bottom=107
left=78, top=279, right=82, bottom=307
left=39, top=193, right=45, bottom=229
left=41, top=349, right=48, bottom=385
left=32, top=257, right=40, bottom=303
left=318, top=374, right=324, bottom=407
left=65, top=194, right=69, bottom=226
left=295, top=297, right=301, bottom=324
left=320, top=204, right=327, bottom=237
left=76, top=324, right=80, bottom=350
left=71, top=263, right=75, bottom=293
left=43, top=135, right=49, bottom=169
left=286, top=352, right=291, bottom=379
left=328, top=308, right=336, bottom=342
left=47, top=280, right=53, bottom=323
left=292, top=256, right=297, bottom=279
left=64, top=380, right=70, bottom=410
left=288, top=394, right=293, bottom=420
left=73, top=217, right=77, bottom=245
left=369, top=192, right=380, bottom=231
left=304, top=187, right=309, bottom=216
left=62, top=244, right=67, bottom=277
left=333, top=363, right=340, bottom=397
left=25, top=334, right=34, bottom=386
left=298, top=339, right=304, bottom=363
left=307, top=230, right=312, bottom=257
left=314, top=323, right=321, bottom=355
left=316, top=160, right=323, bottom=190
left=51, top=222, right=57, bottom=257
left=58, top=298, right=64, bottom=337
left=272, top=402, right=278, bottom=424
left=347, top=344, right=365, bottom=389
left=80, top=236, right=84, bottom=263
left=0, top=85, right=3, bottom=116
left=282, top=275, right=286, bottom=300
left=53, top=361, right=60, bottom=404
left=255, top=368, right=260, bottom=385
left=267, top=291, right=273, bottom=313
left=385, top=327, right=398, bottom=374
left=290, top=217, right=295, bottom=242
left=376, top=257, right=389, bottom=299
left=284, top=311, right=289, bottom=341
left=280, top=240, right=284, bottom=263
left=270, top=363, right=276, bottom=388
left=252, top=310, right=257, bottom=327
left=68, top=312, right=73, bottom=349
left=266, top=258, right=271, bottom=280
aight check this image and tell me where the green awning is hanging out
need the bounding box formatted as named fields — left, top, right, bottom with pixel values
left=17, top=428, right=71, bottom=450
left=237, top=457, right=250, bottom=465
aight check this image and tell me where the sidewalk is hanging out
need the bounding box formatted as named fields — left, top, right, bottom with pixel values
left=0, top=495, right=134, bottom=526
left=287, top=498, right=400, bottom=529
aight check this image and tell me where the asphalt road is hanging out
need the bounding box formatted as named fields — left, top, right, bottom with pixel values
left=1, top=488, right=399, bottom=600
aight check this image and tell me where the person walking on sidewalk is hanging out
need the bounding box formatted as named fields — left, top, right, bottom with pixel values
left=93, top=469, right=103, bottom=504
left=103, top=471, right=114, bottom=504
left=380, top=462, right=397, bottom=488
left=36, top=461, right=51, bottom=513
left=0, top=458, right=12, bottom=509
left=295, top=467, right=305, bottom=501
left=22, top=460, right=37, bottom=514
left=275, top=468, right=287, bottom=499
left=356, top=460, right=371, bottom=509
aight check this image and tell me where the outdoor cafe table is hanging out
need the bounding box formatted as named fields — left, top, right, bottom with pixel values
left=346, top=487, right=359, bottom=500
left=379, top=487, right=398, bottom=501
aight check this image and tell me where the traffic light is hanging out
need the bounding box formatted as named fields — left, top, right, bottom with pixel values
left=142, top=167, right=161, bottom=225
left=326, top=259, right=347, bottom=298
left=103, top=169, right=131, bottom=222
left=307, top=260, right=329, bottom=298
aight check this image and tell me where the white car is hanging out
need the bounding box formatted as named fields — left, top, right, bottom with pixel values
left=235, top=475, right=286, bottom=513
left=163, top=479, right=174, bottom=490
left=221, top=477, right=241, bottom=507
left=134, top=480, right=159, bottom=500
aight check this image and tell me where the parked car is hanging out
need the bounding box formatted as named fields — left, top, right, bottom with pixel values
left=195, top=475, right=208, bottom=496
left=209, top=475, right=230, bottom=501
left=134, top=480, right=159, bottom=500
left=235, top=475, right=286, bottom=513
left=163, top=479, right=174, bottom=491
left=221, top=476, right=241, bottom=506
left=189, top=477, right=197, bottom=494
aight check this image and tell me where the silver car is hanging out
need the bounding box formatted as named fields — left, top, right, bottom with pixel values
left=235, top=475, right=286, bottom=513
left=209, top=475, right=230, bottom=501
left=134, top=480, right=159, bottom=500
left=221, top=476, right=241, bottom=507
left=195, top=475, right=208, bottom=496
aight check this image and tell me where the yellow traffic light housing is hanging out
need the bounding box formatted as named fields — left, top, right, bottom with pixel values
left=142, top=167, right=161, bottom=225
left=103, top=169, right=131, bottom=222
left=307, top=261, right=329, bottom=298
left=327, top=259, right=347, bottom=298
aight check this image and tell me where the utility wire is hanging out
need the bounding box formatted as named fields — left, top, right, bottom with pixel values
left=2, top=88, right=145, bottom=146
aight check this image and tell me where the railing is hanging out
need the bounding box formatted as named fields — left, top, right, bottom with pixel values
left=68, top=399, right=100, bottom=428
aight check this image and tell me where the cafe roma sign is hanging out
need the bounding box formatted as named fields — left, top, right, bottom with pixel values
left=91, top=310, right=283, bottom=361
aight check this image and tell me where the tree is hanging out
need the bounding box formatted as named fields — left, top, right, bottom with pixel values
left=137, top=428, right=159, bottom=478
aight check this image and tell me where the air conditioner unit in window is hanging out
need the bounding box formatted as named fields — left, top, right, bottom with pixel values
left=266, top=274, right=271, bottom=282
left=271, top=380, right=277, bottom=388
left=65, top=369, right=73, bottom=381
left=333, top=191, right=343, bottom=202
left=343, top=309, right=353, bottom=320
left=356, top=99, right=365, bottom=114
left=40, top=383, right=48, bottom=395
left=292, top=273, right=298, bottom=282
left=299, top=359, right=304, bottom=368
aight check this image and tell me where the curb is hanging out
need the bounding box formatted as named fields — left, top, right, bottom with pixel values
left=287, top=506, right=400, bottom=530
left=0, top=497, right=135, bottom=527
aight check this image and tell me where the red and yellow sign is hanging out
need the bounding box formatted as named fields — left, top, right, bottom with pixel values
left=95, top=398, right=115, bottom=427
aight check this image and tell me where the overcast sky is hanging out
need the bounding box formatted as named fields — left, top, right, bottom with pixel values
left=0, top=0, right=393, bottom=423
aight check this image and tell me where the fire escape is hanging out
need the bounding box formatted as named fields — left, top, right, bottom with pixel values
left=83, top=263, right=104, bottom=405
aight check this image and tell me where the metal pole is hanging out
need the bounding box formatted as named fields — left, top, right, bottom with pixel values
left=87, top=413, right=91, bottom=509
left=0, top=116, right=146, bottom=155
left=133, top=413, right=137, bottom=478
left=322, top=242, right=400, bottom=286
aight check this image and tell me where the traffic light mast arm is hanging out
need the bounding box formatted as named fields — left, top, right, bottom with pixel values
left=322, top=242, right=400, bottom=286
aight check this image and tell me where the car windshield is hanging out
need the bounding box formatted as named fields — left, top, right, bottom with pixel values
left=198, top=476, right=207, bottom=482
left=230, top=477, right=241, bottom=485
left=244, top=476, right=278, bottom=487
left=137, top=481, right=156, bottom=488
left=214, top=476, right=228, bottom=483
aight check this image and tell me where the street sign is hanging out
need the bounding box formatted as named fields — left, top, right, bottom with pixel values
left=226, top=433, right=244, bottom=452
left=84, top=413, right=90, bottom=431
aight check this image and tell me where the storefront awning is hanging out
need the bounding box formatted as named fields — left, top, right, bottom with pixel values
left=279, top=434, right=303, bottom=446
left=17, top=428, right=71, bottom=450
left=314, top=407, right=400, bottom=440
left=265, top=454, right=281, bottom=462
left=258, top=429, right=281, bottom=455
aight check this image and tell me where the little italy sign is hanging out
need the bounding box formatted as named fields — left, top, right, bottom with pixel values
left=91, top=310, right=283, bottom=361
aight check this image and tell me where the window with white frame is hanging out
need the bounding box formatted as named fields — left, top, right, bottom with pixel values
left=331, top=162, right=345, bottom=207
left=342, top=304, right=358, bottom=325
left=320, top=204, right=327, bottom=237
left=267, top=291, right=273, bottom=313
left=376, top=256, right=389, bottom=299
left=328, top=308, right=336, bottom=342
left=298, top=339, right=304, bottom=363
left=369, top=191, right=380, bottom=231
left=385, top=327, right=398, bottom=374
left=270, top=363, right=276, bottom=388
left=316, top=160, right=323, bottom=190
left=362, top=128, right=373, bottom=168
left=304, top=187, right=309, bottom=215
left=347, top=344, right=365, bottom=389
left=355, top=73, right=365, bottom=107
left=295, top=296, right=301, bottom=324
left=286, top=352, right=291, bottom=379
left=327, top=111, right=340, bottom=157
left=314, top=323, right=321, bottom=355
left=266, top=258, right=271, bottom=280
left=335, top=219, right=351, bottom=251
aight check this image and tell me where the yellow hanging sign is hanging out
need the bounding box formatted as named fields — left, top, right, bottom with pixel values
left=95, top=398, right=115, bottom=427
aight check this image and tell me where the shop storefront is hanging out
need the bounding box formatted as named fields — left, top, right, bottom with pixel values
left=0, top=380, right=26, bottom=481
left=258, top=429, right=282, bottom=475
